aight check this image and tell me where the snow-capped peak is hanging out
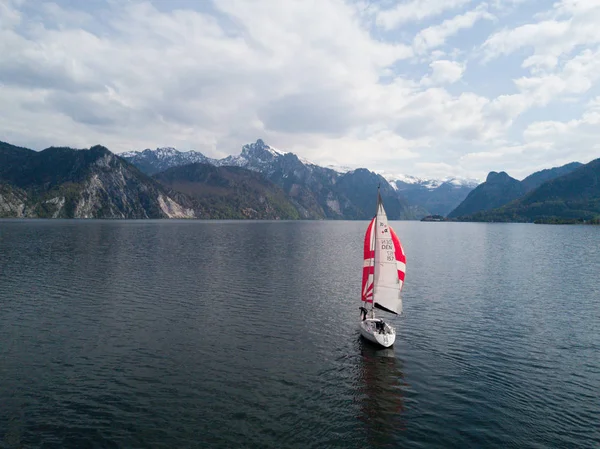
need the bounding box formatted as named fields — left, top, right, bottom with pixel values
left=265, top=144, right=287, bottom=157
left=240, top=139, right=284, bottom=161
left=298, top=155, right=316, bottom=166
left=383, top=173, right=425, bottom=185
left=325, top=164, right=354, bottom=174
left=119, top=150, right=139, bottom=158
left=438, top=176, right=481, bottom=188
left=123, top=147, right=209, bottom=160
left=152, top=147, right=181, bottom=159
left=382, top=173, right=480, bottom=191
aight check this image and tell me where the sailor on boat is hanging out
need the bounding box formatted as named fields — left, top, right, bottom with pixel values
left=360, top=306, right=368, bottom=321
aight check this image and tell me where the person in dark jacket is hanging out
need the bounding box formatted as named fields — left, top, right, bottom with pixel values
left=359, top=306, right=368, bottom=321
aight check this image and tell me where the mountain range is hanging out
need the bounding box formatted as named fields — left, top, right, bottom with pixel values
left=448, top=163, right=583, bottom=218
left=124, top=140, right=420, bottom=219
left=448, top=160, right=600, bottom=223
left=122, top=139, right=478, bottom=218
left=0, top=139, right=438, bottom=219
left=2, top=137, right=597, bottom=222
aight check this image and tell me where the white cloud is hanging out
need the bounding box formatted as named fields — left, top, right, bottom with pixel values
left=482, top=0, right=600, bottom=69
left=376, top=0, right=473, bottom=29
left=420, top=60, right=466, bottom=85
left=414, top=5, right=494, bottom=53
left=484, top=46, right=600, bottom=126
left=290, top=129, right=422, bottom=171
left=459, top=95, right=600, bottom=179
left=0, top=0, right=599, bottom=180
left=524, top=95, right=600, bottom=143
left=516, top=48, right=600, bottom=99
left=0, top=0, right=22, bottom=28
left=457, top=144, right=555, bottom=180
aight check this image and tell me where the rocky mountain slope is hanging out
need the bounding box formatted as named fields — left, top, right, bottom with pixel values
left=153, top=163, right=300, bottom=219
left=520, top=162, right=583, bottom=192
left=460, top=158, right=600, bottom=223
left=0, top=142, right=196, bottom=219
left=448, top=171, right=525, bottom=218
left=448, top=162, right=584, bottom=219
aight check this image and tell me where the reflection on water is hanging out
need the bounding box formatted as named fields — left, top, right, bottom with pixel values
left=357, top=336, right=406, bottom=447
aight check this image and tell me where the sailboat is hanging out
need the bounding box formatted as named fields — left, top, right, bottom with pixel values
left=359, top=186, right=406, bottom=348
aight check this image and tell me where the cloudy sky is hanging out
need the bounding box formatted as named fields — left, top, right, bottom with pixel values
left=2, top=0, right=600, bottom=180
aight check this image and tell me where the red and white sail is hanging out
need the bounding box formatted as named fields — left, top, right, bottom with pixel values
left=361, top=217, right=376, bottom=304
left=361, top=192, right=406, bottom=314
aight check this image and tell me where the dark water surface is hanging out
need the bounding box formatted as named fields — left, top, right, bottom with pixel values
left=0, top=220, right=599, bottom=448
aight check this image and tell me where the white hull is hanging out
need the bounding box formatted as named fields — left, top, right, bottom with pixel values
left=359, top=318, right=396, bottom=348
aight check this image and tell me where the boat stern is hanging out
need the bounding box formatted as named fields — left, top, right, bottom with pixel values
left=373, top=329, right=395, bottom=348
left=359, top=319, right=396, bottom=348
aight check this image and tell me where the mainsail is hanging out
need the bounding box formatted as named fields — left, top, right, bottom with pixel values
left=361, top=192, right=406, bottom=314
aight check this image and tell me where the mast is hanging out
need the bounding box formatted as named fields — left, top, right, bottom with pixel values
left=371, top=184, right=381, bottom=318
left=370, top=211, right=376, bottom=318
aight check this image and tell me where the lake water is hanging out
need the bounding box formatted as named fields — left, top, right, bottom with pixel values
left=0, top=220, right=599, bottom=448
